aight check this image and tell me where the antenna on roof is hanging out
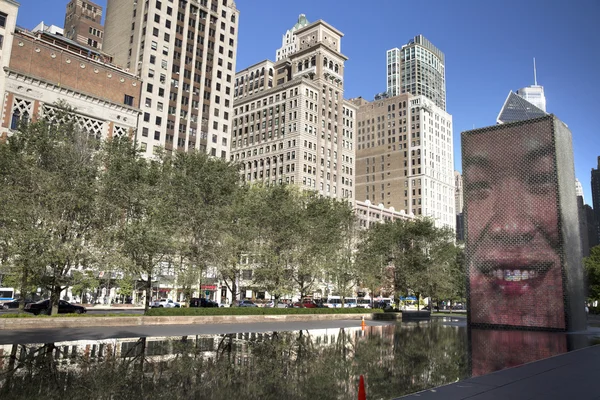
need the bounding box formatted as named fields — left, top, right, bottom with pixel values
left=533, top=57, right=538, bottom=86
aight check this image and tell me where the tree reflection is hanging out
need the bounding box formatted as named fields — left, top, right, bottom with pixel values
left=0, top=323, right=468, bottom=399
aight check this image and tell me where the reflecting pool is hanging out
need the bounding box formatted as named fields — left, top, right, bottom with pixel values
left=0, top=319, right=597, bottom=400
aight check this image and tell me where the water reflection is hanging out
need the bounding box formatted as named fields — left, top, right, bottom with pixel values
left=470, top=328, right=598, bottom=377
left=0, top=322, right=467, bottom=400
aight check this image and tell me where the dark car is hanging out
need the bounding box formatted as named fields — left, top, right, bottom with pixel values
left=189, top=298, right=219, bottom=308
left=2, top=299, right=35, bottom=310
left=24, top=300, right=87, bottom=315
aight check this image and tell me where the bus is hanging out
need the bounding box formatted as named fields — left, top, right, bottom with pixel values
left=0, top=288, right=15, bottom=302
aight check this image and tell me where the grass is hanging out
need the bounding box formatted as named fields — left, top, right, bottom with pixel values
left=146, top=307, right=383, bottom=317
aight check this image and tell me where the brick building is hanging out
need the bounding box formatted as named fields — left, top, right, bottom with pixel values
left=64, top=0, right=104, bottom=50
left=1, top=26, right=141, bottom=140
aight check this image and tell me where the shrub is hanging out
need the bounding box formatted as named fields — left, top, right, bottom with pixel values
left=146, top=307, right=382, bottom=317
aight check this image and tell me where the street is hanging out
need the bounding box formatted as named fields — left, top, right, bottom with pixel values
left=0, top=319, right=394, bottom=345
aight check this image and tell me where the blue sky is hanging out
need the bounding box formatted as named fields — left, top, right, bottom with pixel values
left=16, top=0, right=600, bottom=202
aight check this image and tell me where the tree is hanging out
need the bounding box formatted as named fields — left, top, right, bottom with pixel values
left=98, top=137, right=176, bottom=313
left=71, top=270, right=99, bottom=304
left=169, top=151, right=241, bottom=303
left=356, top=218, right=460, bottom=309
left=216, top=185, right=257, bottom=302
left=294, top=195, right=355, bottom=299
left=249, top=184, right=302, bottom=300
left=584, top=245, right=600, bottom=301
left=0, top=105, right=103, bottom=314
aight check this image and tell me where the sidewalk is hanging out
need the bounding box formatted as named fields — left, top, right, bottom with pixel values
left=397, top=344, right=600, bottom=399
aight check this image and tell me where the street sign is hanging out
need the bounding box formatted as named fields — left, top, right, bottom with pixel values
left=205, top=290, right=210, bottom=296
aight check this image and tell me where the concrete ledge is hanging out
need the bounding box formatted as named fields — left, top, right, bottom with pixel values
left=402, top=311, right=431, bottom=321
left=373, top=312, right=402, bottom=321
left=0, top=313, right=375, bottom=330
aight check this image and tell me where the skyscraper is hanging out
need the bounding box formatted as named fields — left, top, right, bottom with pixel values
left=575, top=178, right=584, bottom=201
left=103, top=0, right=240, bottom=158
left=516, top=59, right=547, bottom=112
left=455, top=170, right=463, bottom=214
left=592, top=157, right=600, bottom=241
left=231, top=17, right=356, bottom=202
left=496, top=91, right=546, bottom=124
left=386, top=35, right=446, bottom=111
left=64, top=0, right=104, bottom=50
left=275, top=14, right=309, bottom=61
left=352, top=93, right=454, bottom=230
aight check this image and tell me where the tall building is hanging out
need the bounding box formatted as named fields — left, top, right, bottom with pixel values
left=275, top=13, right=309, bottom=61
left=454, top=170, right=463, bottom=214
left=516, top=59, right=546, bottom=112
left=575, top=178, right=584, bottom=201
left=592, top=157, right=600, bottom=241
left=496, top=91, right=546, bottom=124
left=386, top=35, right=446, bottom=111
left=1, top=25, right=140, bottom=141
left=352, top=93, right=455, bottom=230
left=231, top=17, right=356, bottom=202
left=103, top=0, right=240, bottom=158
left=64, top=0, right=104, bottom=50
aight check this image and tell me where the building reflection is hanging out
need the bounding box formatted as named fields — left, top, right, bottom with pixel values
left=0, top=322, right=468, bottom=399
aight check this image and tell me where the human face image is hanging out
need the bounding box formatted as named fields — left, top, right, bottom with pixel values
left=463, top=119, right=566, bottom=329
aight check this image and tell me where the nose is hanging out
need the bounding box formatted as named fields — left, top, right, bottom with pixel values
left=488, top=179, right=535, bottom=245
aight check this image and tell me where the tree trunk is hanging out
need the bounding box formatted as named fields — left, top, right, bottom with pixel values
left=50, top=280, right=60, bottom=315
left=144, top=272, right=152, bottom=314
left=18, top=267, right=28, bottom=313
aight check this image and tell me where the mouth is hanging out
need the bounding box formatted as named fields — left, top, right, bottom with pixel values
left=477, top=262, right=554, bottom=296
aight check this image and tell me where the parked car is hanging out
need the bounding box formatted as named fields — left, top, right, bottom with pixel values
left=189, top=298, right=219, bottom=308
left=234, top=300, right=258, bottom=308
left=151, top=298, right=181, bottom=308
left=264, top=301, right=289, bottom=308
left=292, top=299, right=318, bottom=308
left=24, top=299, right=86, bottom=315
left=2, top=299, right=35, bottom=310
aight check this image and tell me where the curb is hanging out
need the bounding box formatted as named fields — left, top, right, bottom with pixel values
left=0, top=313, right=376, bottom=330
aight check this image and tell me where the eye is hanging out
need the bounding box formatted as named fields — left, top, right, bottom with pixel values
left=526, top=173, right=554, bottom=193
left=466, top=181, right=491, bottom=200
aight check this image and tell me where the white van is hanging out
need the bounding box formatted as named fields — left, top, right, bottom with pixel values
left=344, top=297, right=357, bottom=308
left=324, top=296, right=342, bottom=308
left=357, top=297, right=372, bottom=309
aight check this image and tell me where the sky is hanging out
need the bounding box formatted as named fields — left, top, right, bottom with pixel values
left=15, top=0, right=600, bottom=202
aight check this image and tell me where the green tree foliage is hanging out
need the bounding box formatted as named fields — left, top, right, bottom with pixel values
left=1, top=105, right=102, bottom=314
left=357, top=218, right=461, bottom=308
left=169, top=151, right=240, bottom=302
left=98, top=136, right=177, bottom=312
left=584, top=245, right=600, bottom=301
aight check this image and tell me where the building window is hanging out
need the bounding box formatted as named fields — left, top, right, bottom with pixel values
left=124, top=94, right=134, bottom=106
left=0, top=12, right=7, bottom=28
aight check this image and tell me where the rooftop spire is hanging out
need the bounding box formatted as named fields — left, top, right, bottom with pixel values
left=533, top=57, right=537, bottom=86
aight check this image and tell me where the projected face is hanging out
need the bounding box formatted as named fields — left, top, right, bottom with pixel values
left=463, top=121, right=565, bottom=329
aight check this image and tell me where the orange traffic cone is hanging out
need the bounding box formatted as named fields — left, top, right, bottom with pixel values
left=358, top=374, right=366, bottom=400
left=361, top=316, right=366, bottom=328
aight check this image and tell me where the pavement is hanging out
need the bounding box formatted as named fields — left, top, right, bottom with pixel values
left=0, top=319, right=393, bottom=344
left=398, top=343, right=600, bottom=400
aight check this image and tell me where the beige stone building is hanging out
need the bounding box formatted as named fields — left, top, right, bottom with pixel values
left=231, top=16, right=356, bottom=201
left=1, top=24, right=141, bottom=141
left=64, top=0, right=104, bottom=50
left=355, top=199, right=414, bottom=230
left=103, top=0, right=240, bottom=158
left=352, top=93, right=454, bottom=229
